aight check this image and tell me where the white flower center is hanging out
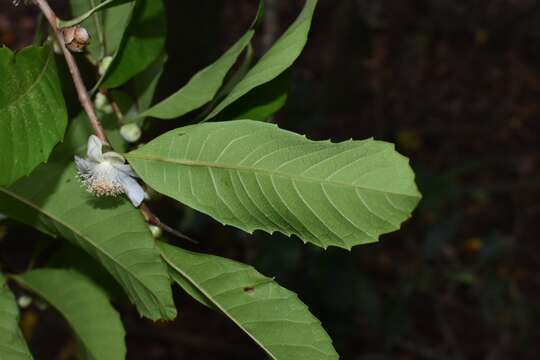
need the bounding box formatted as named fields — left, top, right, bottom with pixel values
left=78, top=161, right=124, bottom=197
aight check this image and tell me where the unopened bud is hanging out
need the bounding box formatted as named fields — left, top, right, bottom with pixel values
left=120, top=123, right=142, bottom=143
left=94, top=93, right=113, bottom=114
left=17, top=295, right=32, bottom=309
left=148, top=225, right=162, bottom=239
left=62, top=25, right=90, bottom=53
left=99, top=56, right=113, bottom=76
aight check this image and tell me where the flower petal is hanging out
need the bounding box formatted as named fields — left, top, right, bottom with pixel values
left=118, top=174, right=145, bottom=207
left=74, top=156, right=95, bottom=173
left=103, top=151, right=126, bottom=164
left=87, top=135, right=104, bottom=162
left=113, top=162, right=138, bottom=178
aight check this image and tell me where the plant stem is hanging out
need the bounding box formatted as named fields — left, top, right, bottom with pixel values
left=34, top=0, right=108, bottom=143
left=34, top=0, right=190, bottom=240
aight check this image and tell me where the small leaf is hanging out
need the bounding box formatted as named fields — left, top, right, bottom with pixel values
left=0, top=123, right=176, bottom=320
left=126, top=120, right=421, bottom=250
left=0, top=273, right=33, bottom=360
left=204, top=0, right=318, bottom=121
left=60, top=0, right=130, bottom=28
left=14, top=269, right=125, bottom=360
left=0, top=44, right=67, bottom=186
left=159, top=242, right=339, bottom=360
left=101, top=0, right=167, bottom=88
left=138, top=30, right=254, bottom=120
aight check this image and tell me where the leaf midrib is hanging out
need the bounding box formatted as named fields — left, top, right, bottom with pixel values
left=128, top=154, right=420, bottom=198
left=0, top=187, right=159, bottom=313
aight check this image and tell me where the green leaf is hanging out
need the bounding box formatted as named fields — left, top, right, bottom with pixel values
left=0, top=273, right=33, bottom=360
left=138, top=30, right=254, bottom=120
left=132, top=52, right=167, bottom=117
left=0, top=126, right=176, bottom=320
left=101, top=0, right=167, bottom=89
left=0, top=44, right=67, bottom=187
left=212, top=68, right=292, bottom=122
left=204, top=0, right=318, bottom=121
left=250, top=0, right=265, bottom=30
left=14, top=269, right=125, bottom=360
left=69, top=0, right=135, bottom=65
left=159, top=242, right=339, bottom=360
left=60, top=0, right=131, bottom=28
left=126, top=120, right=421, bottom=250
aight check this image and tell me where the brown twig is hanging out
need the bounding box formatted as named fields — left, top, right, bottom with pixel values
left=140, top=204, right=198, bottom=244
left=34, top=0, right=107, bottom=143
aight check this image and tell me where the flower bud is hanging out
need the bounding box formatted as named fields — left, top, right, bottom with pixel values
left=120, top=123, right=142, bottom=143
left=99, top=56, right=113, bottom=76
left=62, top=25, right=90, bottom=53
left=17, top=295, right=32, bottom=309
left=94, top=93, right=113, bottom=114
left=148, top=225, right=162, bottom=239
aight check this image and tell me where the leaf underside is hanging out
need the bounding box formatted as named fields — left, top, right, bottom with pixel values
left=160, top=242, right=339, bottom=360
left=127, top=120, right=421, bottom=250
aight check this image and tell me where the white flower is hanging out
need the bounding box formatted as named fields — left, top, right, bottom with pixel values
left=74, top=135, right=145, bottom=207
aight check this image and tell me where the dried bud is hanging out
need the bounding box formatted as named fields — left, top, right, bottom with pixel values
left=62, top=25, right=90, bottom=53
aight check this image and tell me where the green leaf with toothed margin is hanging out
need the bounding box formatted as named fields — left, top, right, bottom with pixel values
left=126, top=120, right=421, bottom=250
left=14, top=269, right=125, bottom=360
left=0, top=273, right=33, bottom=360
left=0, top=44, right=67, bottom=187
left=0, top=123, right=176, bottom=321
left=159, top=242, right=339, bottom=360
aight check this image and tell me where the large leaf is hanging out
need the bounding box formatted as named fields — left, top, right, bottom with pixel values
left=126, top=120, right=421, bottom=250
left=14, top=269, right=125, bottom=360
left=0, top=128, right=176, bottom=320
left=159, top=242, right=339, bottom=360
left=0, top=44, right=67, bottom=186
left=137, top=30, right=254, bottom=120
left=101, top=0, right=167, bottom=89
left=69, top=0, right=135, bottom=68
left=204, top=0, right=317, bottom=121
left=0, top=273, right=33, bottom=360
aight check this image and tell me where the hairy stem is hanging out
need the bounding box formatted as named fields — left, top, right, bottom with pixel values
left=34, top=0, right=108, bottom=143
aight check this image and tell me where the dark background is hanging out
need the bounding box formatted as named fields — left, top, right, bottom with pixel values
left=1, top=0, right=540, bottom=359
